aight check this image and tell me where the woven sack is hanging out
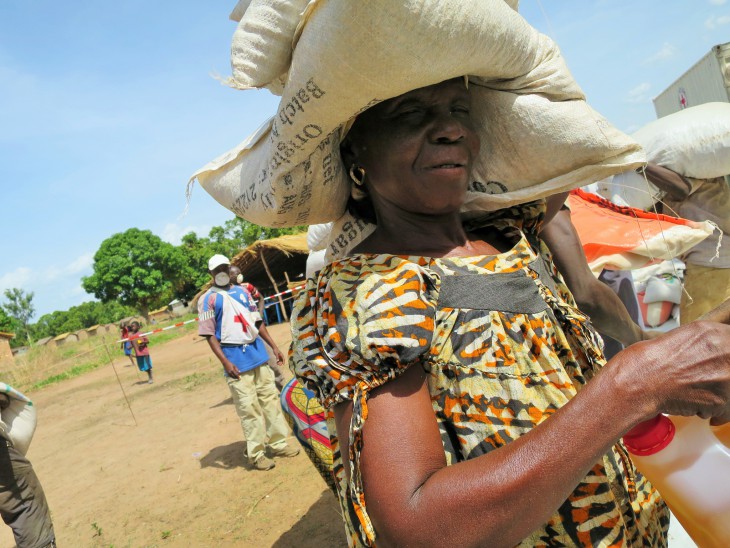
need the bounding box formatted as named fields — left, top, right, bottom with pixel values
left=633, top=102, right=730, bottom=179
left=0, top=383, right=37, bottom=456
left=229, top=0, right=252, bottom=22
left=228, top=0, right=311, bottom=94
left=191, top=0, right=644, bottom=228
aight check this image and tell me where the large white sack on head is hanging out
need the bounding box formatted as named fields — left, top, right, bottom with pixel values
left=229, top=0, right=311, bottom=94
left=633, top=102, right=730, bottom=179
left=0, top=383, right=37, bottom=456
left=191, top=0, right=644, bottom=228
left=594, top=170, right=661, bottom=210
left=229, top=0, right=520, bottom=91
left=229, top=0, right=253, bottom=22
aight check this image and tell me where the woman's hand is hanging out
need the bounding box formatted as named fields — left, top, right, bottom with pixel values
left=610, top=320, right=730, bottom=425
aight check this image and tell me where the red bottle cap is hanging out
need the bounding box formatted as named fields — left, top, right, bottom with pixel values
left=623, top=415, right=676, bottom=456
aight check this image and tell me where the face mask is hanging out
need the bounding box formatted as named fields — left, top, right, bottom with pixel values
left=214, top=272, right=230, bottom=286
left=236, top=274, right=243, bottom=284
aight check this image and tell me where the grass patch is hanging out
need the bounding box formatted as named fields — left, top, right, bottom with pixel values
left=173, top=371, right=218, bottom=392
left=31, top=361, right=106, bottom=390
left=4, top=313, right=201, bottom=393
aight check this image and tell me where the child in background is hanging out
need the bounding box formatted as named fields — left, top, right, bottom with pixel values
left=128, top=321, right=153, bottom=384
left=120, top=323, right=135, bottom=367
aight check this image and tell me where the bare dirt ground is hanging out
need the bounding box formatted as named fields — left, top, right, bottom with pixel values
left=0, top=324, right=344, bottom=548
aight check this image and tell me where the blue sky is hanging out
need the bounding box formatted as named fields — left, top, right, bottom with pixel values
left=1, top=0, right=729, bottom=318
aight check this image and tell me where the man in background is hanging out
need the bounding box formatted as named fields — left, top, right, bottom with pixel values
left=229, top=265, right=287, bottom=391
left=198, top=255, right=298, bottom=471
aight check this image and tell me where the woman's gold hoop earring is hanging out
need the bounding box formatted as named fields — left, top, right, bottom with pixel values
left=349, top=165, right=366, bottom=186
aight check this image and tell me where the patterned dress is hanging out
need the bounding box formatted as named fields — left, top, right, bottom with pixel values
left=290, top=202, right=669, bottom=547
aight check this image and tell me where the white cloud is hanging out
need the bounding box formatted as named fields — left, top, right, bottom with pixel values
left=710, top=0, right=727, bottom=6
left=63, top=252, right=94, bottom=275
left=40, top=253, right=94, bottom=284
left=626, top=82, right=651, bottom=104
left=70, top=285, right=87, bottom=296
left=0, top=267, right=33, bottom=293
left=161, top=223, right=212, bottom=245
left=705, top=14, right=730, bottom=29
left=644, top=43, right=677, bottom=64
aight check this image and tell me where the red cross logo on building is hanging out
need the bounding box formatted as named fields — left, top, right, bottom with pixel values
left=678, top=88, right=687, bottom=109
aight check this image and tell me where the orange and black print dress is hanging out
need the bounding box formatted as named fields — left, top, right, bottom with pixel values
left=289, top=201, right=669, bottom=547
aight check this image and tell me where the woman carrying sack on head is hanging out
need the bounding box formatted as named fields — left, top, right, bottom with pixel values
left=194, top=2, right=730, bottom=545
left=289, top=78, right=730, bottom=547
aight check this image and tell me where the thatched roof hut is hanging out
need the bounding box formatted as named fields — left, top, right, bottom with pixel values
left=35, top=336, right=54, bottom=347
left=53, top=332, right=79, bottom=347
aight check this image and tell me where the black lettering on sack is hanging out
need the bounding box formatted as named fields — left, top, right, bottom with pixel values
left=277, top=194, right=297, bottom=214
left=276, top=78, right=326, bottom=128
left=322, top=150, right=341, bottom=186
left=283, top=173, right=293, bottom=188
left=341, top=221, right=357, bottom=242
left=297, top=181, right=313, bottom=207
left=261, top=191, right=275, bottom=210
left=303, top=124, right=322, bottom=139
left=335, top=234, right=348, bottom=250
left=354, top=217, right=368, bottom=232
left=317, top=135, right=332, bottom=152
left=257, top=167, right=269, bottom=186
left=293, top=133, right=308, bottom=147
left=305, top=79, right=325, bottom=99
left=296, top=209, right=310, bottom=224
left=277, top=141, right=295, bottom=159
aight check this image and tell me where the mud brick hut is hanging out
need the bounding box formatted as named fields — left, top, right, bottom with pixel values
left=0, top=332, right=15, bottom=368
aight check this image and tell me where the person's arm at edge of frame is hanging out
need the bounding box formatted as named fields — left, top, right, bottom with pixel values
left=333, top=319, right=730, bottom=548
left=641, top=162, right=693, bottom=202
left=541, top=207, right=651, bottom=345
left=203, top=335, right=241, bottom=380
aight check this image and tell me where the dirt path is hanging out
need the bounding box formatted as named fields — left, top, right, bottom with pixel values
left=0, top=324, right=343, bottom=547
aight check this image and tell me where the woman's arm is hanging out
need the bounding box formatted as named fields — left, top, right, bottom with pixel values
left=335, top=321, right=730, bottom=547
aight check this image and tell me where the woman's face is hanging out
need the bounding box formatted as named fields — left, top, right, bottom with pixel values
left=344, top=79, right=480, bottom=217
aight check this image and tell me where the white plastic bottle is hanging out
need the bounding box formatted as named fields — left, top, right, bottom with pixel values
left=623, top=415, right=730, bottom=548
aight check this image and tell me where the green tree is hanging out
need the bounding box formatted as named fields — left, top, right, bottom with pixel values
left=172, top=219, right=305, bottom=301
left=83, top=228, right=186, bottom=320
left=221, top=217, right=305, bottom=252
left=0, top=307, right=16, bottom=334
left=2, top=288, right=35, bottom=345
left=32, top=300, right=136, bottom=340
